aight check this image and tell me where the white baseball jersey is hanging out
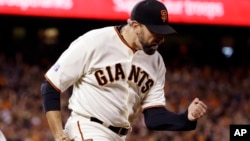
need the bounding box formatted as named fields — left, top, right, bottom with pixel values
left=0, top=131, right=6, bottom=141
left=45, top=26, right=166, bottom=128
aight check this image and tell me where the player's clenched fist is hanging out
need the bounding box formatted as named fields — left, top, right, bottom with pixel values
left=187, top=98, right=207, bottom=121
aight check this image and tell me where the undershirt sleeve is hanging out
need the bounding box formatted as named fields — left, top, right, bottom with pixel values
left=143, top=107, right=197, bottom=131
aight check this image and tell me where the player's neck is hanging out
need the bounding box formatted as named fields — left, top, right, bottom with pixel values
left=120, top=25, right=137, bottom=51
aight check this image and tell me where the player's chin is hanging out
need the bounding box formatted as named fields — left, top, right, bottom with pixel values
left=144, top=48, right=156, bottom=55
left=144, top=46, right=158, bottom=55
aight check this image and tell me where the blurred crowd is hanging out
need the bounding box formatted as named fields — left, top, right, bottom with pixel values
left=0, top=49, right=250, bottom=141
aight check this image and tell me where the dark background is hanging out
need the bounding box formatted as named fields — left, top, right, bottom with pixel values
left=1, top=15, right=249, bottom=68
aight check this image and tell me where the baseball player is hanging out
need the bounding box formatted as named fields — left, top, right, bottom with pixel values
left=41, top=0, right=207, bottom=141
left=0, top=131, right=7, bottom=141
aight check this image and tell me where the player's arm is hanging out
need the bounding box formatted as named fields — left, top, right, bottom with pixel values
left=143, top=98, right=207, bottom=131
left=41, top=80, right=69, bottom=141
left=143, top=107, right=196, bottom=131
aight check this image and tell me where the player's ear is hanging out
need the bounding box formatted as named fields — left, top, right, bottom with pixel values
left=127, top=19, right=140, bottom=28
left=127, top=19, right=133, bottom=25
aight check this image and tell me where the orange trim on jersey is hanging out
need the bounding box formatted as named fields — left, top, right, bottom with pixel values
left=142, top=105, right=166, bottom=112
left=114, top=26, right=136, bottom=53
left=44, top=75, right=62, bottom=93
left=77, top=120, right=85, bottom=141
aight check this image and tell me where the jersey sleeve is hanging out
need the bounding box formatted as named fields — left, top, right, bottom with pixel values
left=141, top=56, right=166, bottom=110
left=45, top=34, right=92, bottom=92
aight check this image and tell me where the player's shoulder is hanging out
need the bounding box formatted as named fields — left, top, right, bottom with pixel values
left=153, top=51, right=166, bottom=66
left=144, top=50, right=164, bottom=62
left=139, top=50, right=166, bottom=68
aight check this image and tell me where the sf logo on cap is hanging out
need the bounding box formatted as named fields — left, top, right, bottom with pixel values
left=161, top=10, right=168, bottom=22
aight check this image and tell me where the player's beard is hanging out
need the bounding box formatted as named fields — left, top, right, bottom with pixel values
left=141, top=43, right=158, bottom=55
left=140, top=38, right=162, bottom=55
left=136, top=30, right=164, bottom=55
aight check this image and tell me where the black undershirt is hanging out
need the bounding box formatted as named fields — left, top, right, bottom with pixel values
left=143, top=107, right=197, bottom=131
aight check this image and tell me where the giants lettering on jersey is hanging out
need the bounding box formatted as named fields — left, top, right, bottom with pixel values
left=94, top=63, right=154, bottom=94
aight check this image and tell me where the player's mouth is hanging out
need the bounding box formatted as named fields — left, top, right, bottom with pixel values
left=150, top=43, right=159, bottom=50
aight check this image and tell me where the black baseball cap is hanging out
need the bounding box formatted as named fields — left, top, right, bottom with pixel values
left=131, top=0, right=176, bottom=35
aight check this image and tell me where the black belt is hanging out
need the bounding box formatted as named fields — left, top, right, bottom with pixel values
left=90, top=117, right=129, bottom=136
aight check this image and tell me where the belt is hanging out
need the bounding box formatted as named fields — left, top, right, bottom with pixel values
left=90, top=117, right=129, bottom=136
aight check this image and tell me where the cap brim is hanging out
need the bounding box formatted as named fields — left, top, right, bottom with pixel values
left=146, top=24, right=177, bottom=35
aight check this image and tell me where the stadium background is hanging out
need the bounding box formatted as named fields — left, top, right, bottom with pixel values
left=0, top=1, right=250, bottom=141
